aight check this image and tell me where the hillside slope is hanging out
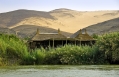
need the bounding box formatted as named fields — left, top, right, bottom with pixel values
left=71, top=17, right=119, bottom=37
left=0, top=27, right=15, bottom=34
left=0, top=9, right=119, bottom=33
left=0, top=9, right=54, bottom=27
left=12, top=25, right=72, bottom=38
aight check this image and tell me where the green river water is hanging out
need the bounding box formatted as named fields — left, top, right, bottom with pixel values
left=0, top=65, right=119, bottom=77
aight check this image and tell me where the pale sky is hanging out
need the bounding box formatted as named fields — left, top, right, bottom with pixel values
left=0, top=0, right=119, bottom=13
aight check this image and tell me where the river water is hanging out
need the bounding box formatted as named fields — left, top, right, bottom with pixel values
left=0, top=65, right=119, bottom=77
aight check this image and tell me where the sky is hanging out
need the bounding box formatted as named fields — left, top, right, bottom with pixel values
left=0, top=0, right=119, bottom=13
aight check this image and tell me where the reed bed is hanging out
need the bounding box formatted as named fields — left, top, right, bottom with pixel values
left=96, top=32, right=119, bottom=63
left=0, top=33, right=28, bottom=65
left=1, top=32, right=119, bottom=65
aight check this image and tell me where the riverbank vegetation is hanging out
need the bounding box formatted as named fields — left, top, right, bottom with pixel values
left=0, top=32, right=119, bottom=65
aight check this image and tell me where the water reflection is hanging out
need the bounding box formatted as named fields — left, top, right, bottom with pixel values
left=0, top=65, right=119, bottom=77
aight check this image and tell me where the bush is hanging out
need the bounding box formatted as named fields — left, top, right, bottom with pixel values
left=96, top=32, right=119, bottom=63
left=0, top=57, right=3, bottom=66
left=21, top=48, right=46, bottom=65
left=44, top=45, right=105, bottom=65
left=0, top=33, right=28, bottom=65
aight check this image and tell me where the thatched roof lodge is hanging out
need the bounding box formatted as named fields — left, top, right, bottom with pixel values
left=31, top=28, right=67, bottom=41
left=29, top=29, right=95, bottom=49
left=71, top=29, right=94, bottom=41
left=29, top=29, right=67, bottom=49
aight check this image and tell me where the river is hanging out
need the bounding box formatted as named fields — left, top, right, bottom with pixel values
left=0, top=65, right=119, bottom=77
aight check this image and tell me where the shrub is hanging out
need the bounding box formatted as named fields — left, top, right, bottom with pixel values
left=0, top=57, right=3, bottom=66
left=0, top=33, right=29, bottom=65
left=44, top=45, right=105, bottom=65
left=96, top=32, right=119, bottom=63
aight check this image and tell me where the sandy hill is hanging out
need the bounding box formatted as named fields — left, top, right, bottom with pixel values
left=0, top=8, right=119, bottom=37
left=0, top=9, right=54, bottom=27
left=12, top=25, right=72, bottom=38
left=71, top=17, right=119, bottom=37
left=50, top=9, right=119, bottom=33
left=0, top=27, right=15, bottom=34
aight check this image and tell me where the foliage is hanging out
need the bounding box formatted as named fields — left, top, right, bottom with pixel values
left=96, top=32, right=119, bottom=63
left=21, top=45, right=104, bottom=65
left=1, top=32, right=119, bottom=65
left=44, top=45, right=105, bottom=64
left=0, top=33, right=28, bottom=65
left=21, top=48, right=46, bottom=65
left=92, top=33, right=99, bottom=39
left=0, top=57, right=3, bottom=66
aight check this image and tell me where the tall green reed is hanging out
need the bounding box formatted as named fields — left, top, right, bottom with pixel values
left=96, top=32, right=119, bottom=63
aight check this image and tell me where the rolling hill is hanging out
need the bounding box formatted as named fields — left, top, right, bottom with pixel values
left=71, top=17, right=119, bottom=37
left=0, top=8, right=119, bottom=37
left=12, top=25, right=72, bottom=38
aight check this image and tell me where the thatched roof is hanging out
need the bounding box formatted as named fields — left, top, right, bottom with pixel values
left=30, top=28, right=67, bottom=41
left=29, top=28, right=95, bottom=42
left=71, top=29, right=94, bottom=41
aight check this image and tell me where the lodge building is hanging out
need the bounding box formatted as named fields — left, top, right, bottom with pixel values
left=28, top=29, right=95, bottom=49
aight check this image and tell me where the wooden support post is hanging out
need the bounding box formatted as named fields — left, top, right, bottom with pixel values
left=62, top=40, right=63, bottom=45
left=90, top=40, right=93, bottom=45
left=49, top=40, right=50, bottom=47
left=53, top=38, right=54, bottom=48
left=66, top=38, right=67, bottom=45
left=80, top=39, right=81, bottom=46
left=75, top=39, right=76, bottom=46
